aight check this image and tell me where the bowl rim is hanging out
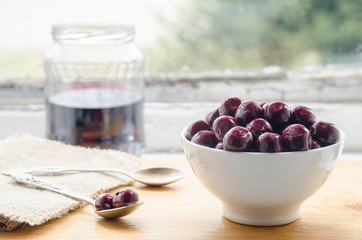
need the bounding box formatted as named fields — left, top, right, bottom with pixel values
left=181, top=126, right=345, bottom=155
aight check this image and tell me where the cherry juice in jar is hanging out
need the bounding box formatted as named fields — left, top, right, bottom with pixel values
left=46, top=86, right=144, bottom=155
left=44, top=25, right=145, bottom=155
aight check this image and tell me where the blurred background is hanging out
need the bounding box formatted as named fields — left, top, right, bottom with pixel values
left=1, top=0, right=362, bottom=77
left=0, top=0, right=361, bottom=153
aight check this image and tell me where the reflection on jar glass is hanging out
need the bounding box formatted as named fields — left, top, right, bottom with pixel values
left=44, top=25, right=145, bottom=156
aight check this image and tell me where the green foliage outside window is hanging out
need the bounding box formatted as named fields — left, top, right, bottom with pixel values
left=146, top=0, right=362, bottom=73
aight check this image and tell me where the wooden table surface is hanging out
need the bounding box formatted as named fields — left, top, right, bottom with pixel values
left=1, top=156, right=362, bottom=240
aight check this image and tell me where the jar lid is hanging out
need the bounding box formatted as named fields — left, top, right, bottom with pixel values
left=52, top=24, right=135, bottom=43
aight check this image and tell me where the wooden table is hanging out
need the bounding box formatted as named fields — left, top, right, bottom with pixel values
left=2, top=157, right=362, bottom=239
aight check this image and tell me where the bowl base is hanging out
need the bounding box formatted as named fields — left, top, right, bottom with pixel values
left=222, top=204, right=301, bottom=226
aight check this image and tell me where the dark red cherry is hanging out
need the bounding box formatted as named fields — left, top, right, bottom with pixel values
left=235, top=100, right=262, bottom=126
left=278, top=123, right=291, bottom=135
left=112, top=189, right=139, bottom=208
left=95, top=193, right=113, bottom=211
left=205, top=108, right=220, bottom=126
left=215, top=141, right=224, bottom=150
left=264, top=102, right=291, bottom=130
left=212, top=116, right=238, bottom=141
left=185, top=120, right=211, bottom=140
left=282, top=124, right=312, bottom=151
left=256, top=132, right=284, bottom=152
left=259, top=102, right=267, bottom=108
left=246, top=118, right=273, bottom=139
left=310, top=121, right=340, bottom=147
left=311, top=140, right=321, bottom=149
left=223, top=126, right=253, bottom=152
left=191, top=130, right=217, bottom=148
left=291, top=105, right=316, bottom=128
left=219, top=97, right=242, bottom=116
left=261, top=102, right=268, bottom=118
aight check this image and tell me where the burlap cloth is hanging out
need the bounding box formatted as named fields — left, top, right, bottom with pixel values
left=0, top=133, right=141, bottom=232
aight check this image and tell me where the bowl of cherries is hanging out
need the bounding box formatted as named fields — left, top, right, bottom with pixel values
left=181, top=97, right=344, bottom=226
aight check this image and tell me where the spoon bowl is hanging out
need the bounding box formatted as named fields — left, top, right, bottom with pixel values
left=133, top=168, right=185, bottom=186
left=96, top=201, right=144, bottom=219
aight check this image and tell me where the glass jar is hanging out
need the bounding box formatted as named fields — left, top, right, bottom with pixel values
left=44, top=25, right=145, bottom=156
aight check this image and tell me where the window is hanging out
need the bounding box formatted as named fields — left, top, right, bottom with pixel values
left=0, top=0, right=361, bottom=152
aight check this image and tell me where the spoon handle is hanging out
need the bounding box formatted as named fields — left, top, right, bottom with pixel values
left=4, top=172, right=95, bottom=205
left=20, top=167, right=135, bottom=181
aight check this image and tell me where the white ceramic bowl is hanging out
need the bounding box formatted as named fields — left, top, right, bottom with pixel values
left=181, top=127, right=345, bottom=226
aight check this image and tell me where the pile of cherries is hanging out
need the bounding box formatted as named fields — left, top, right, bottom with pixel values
left=95, top=188, right=139, bottom=211
left=186, top=97, right=340, bottom=152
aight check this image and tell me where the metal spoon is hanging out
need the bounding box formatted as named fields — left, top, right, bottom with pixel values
left=20, top=167, right=185, bottom=186
left=2, top=171, right=143, bottom=219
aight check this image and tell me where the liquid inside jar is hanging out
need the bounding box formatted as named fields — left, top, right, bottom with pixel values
left=46, top=86, right=144, bottom=155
